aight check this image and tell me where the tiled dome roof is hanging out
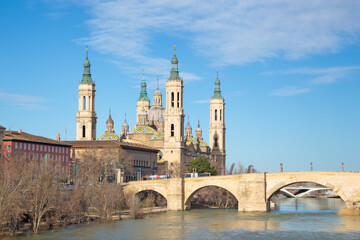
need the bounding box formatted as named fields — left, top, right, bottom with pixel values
left=186, top=138, right=208, bottom=147
left=150, top=131, right=164, bottom=140
left=129, top=126, right=156, bottom=134
left=99, top=132, right=120, bottom=140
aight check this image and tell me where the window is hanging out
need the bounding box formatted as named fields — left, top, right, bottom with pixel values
left=82, top=126, right=86, bottom=138
left=171, top=92, right=174, bottom=107
left=36, top=145, right=39, bottom=151
left=52, top=146, right=54, bottom=152
left=55, top=147, right=57, bottom=153
left=55, top=155, right=57, bottom=162
left=8, top=146, right=10, bottom=151
left=66, top=148, right=68, bottom=154
left=171, top=124, right=174, bottom=137
left=88, top=96, right=91, bottom=110
left=15, top=143, right=18, bottom=149
left=62, top=147, right=64, bottom=153
left=177, top=92, right=179, bottom=108
left=19, top=143, right=22, bottom=149
left=83, top=96, right=86, bottom=110
left=40, top=145, right=43, bottom=151
left=66, top=156, right=68, bottom=162
left=215, top=109, right=218, bottom=121
left=62, top=156, right=64, bottom=162
left=36, top=153, right=39, bottom=160
left=40, top=154, right=42, bottom=160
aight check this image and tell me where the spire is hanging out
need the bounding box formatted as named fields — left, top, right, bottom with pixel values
left=81, top=47, right=93, bottom=84
left=154, top=77, right=161, bottom=95
left=106, top=108, right=113, bottom=124
left=169, top=44, right=180, bottom=80
left=212, top=69, right=223, bottom=99
left=123, top=113, right=129, bottom=127
left=105, top=108, right=114, bottom=134
left=196, top=120, right=202, bottom=132
left=139, top=70, right=149, bottom=101
left=185, top=116, right=192, bottom=129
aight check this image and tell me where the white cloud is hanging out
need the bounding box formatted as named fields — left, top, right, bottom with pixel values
left=0, top=92, right=46, bottom=110
left=71, top=0, right=360, bottom=70
left=271, top=87, right=311, bottom=97
left=263, top=66, right=360, bottom=85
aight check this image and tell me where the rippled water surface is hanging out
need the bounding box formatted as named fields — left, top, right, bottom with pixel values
left=18, top=198, right=360, bottom=240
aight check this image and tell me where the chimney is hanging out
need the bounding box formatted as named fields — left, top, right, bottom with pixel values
left=18, top=129, right=22, bottom=133
left=310, top=162, right=313, bottom=171
left=342, top=162, right=344, bottom=172
left=280, top=163, right=283, bottom=172
left=56, top=133, right=61, bottom=141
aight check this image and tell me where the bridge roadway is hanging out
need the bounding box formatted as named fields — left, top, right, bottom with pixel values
left=121, top=171, right=360, bottom=212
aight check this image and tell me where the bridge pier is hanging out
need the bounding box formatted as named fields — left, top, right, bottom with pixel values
left=166, top=178, right=185, bottom=211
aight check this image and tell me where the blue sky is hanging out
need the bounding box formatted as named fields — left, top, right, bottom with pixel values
left=1, top=1, right=360, bottom=172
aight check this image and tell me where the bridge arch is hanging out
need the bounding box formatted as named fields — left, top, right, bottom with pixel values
left=123, top=182, right=168, bottom=203
left=184, top=184, right=239, bottom=210
left=266, top=179, right=348, bottom=203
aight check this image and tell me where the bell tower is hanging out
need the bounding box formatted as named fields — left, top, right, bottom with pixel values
left=76, top=48, right=97, bottom=140
left=136, top=71, right=150, bottom=124
left=163, top=45, right=185, bottom=175
left=209, top=70, right=226, bottom=174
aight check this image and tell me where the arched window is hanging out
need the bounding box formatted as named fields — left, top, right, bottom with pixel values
left=171, top=92, right=174, bottom=107
left=88, top=96, right=91, bottom=110
left=83, top=96, right=86, bottom=110
left=82, top=125, right=86, bottom=138
left=214, top=135, right=218, bottom=147
left=220, top=109, right=222, bottom=121
left=171, top=124, right=174, bottom=137
left=215, top=109, right=218, bottom=121
left=177, top=92, right=180, bottom=108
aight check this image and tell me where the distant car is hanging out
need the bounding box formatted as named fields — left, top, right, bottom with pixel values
left=142, top=175, right=170, bottom=180
left=183, top=172, right=211, bottom=178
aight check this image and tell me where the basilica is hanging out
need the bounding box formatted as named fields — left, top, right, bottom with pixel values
left=75, top=46, right=226, bottom=175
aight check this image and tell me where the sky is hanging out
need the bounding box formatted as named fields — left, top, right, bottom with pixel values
left=1, top=0, right=360, bottom=173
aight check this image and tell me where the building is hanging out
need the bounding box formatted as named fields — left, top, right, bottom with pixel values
left=0, top=125, right=5, bottom=160
left=63, top=140, right=159, bottom=182
left=122, top=46, right=225, bottom=174
left=3, top=129, right=72, bottom=175
left=74, top=46, right=226, bottom=176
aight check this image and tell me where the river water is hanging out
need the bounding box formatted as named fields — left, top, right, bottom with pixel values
left=19, top=198, right=360, bottom=240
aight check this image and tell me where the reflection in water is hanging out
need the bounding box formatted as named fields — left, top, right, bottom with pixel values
left=18, top=199, right=360, bottom=240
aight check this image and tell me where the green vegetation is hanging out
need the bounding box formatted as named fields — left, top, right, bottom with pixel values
left=188, top=157, right=217, bottom=176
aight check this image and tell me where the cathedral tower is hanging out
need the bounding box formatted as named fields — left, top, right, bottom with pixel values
left=209, top=70, right=226, bottom=174
left=136, top=72, right=150, bottom=124
left=105, top=109, right=114, bottom=134
left=122, top=113, right=129, bottom=137
left=163, top=45, right=185, bottom=174
left=153, top=78, right=162, bottom=108
left=76, top=48, right=97, bottom=140
left=185, top=117, right=193, bottom=139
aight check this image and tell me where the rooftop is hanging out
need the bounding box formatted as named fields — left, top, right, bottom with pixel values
left=4, top=131, right=71, bottom=146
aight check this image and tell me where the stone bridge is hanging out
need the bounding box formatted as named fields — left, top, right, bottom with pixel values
left=122, top=171, right=360, bottom=212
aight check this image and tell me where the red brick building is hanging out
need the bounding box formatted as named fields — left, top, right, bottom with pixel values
left=3, top=129, right=72, bottom=175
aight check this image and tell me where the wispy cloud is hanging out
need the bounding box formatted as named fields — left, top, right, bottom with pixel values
left=271, top=87, right=311, bottom=97
left=0, top=92, right=46, bottom=110
left=265, top=66, right=360, bottom=96
left=69, top=0, right=360, bottom=71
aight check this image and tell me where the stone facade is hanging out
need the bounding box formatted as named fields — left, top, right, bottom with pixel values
left=123, top=171, right=360, bottom=212
left=64, top=140, right=159, bottom=181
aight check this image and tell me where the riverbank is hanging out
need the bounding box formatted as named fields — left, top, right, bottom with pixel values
left=0, top=206, right=167, bottom=239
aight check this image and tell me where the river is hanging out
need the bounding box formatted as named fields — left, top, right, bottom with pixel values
left=18, top=198, right=360, bottom=240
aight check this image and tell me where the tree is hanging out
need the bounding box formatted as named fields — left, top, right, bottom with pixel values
left=188, top=157, right=217, bottom=176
